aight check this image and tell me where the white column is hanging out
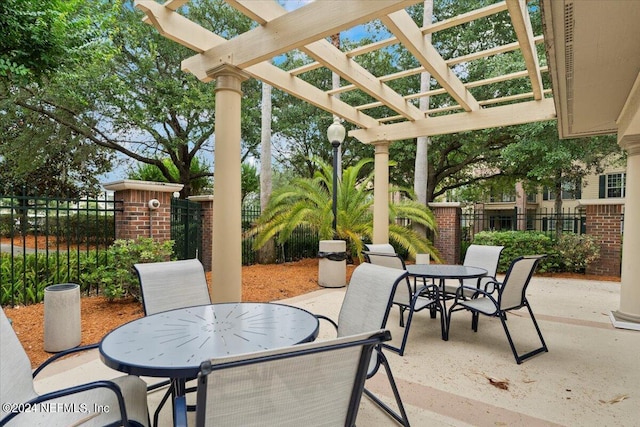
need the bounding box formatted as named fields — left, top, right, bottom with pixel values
left=209, top=65, right=248, bottom=303
left=373, top=141, right=390, bottom=244
left=613, top=140, right=640, bottom=325
left=612, top=72, right=640, bottom=327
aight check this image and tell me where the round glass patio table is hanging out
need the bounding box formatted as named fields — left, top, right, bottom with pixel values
left=405, top=264, right=487, bottom=340
left=100, top=302, right=319, bottom=379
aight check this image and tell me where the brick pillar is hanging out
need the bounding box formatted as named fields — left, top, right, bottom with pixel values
left=189, top=195, right=214, bottom=272
left=582, top=202, right=623, bottom=276
left=429, top=202, right=461, bottom=264
left=103, top=180, right=183, bottom=243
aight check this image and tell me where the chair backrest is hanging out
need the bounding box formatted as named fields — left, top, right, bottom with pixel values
left=363, top=243, right=396, bottom=254
left=362, top=251, right=406, bottom=271
left=498, top=255, right=545, bottom=310
left=195, top=330, right=390, bottom=427
left=1, top=308, right=38, bottom=418
left=336, top=263, right=407, bottom=338
left=462, top=244, right=505, bottom=285
left=134, top=259, right=211, bottom=315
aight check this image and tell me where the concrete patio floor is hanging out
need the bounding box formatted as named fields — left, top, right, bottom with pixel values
left=34, top=276, right=639, bottom=426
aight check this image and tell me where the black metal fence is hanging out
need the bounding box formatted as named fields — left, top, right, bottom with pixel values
left=171, top=198, right=202, bottom=261
left=0, top=192, right=122, bottom=306
left=242, top=206, right=319, bottom=264
left=461, top=207, right=587, bottom=243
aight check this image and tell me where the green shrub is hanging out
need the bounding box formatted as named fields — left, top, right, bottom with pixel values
left=81, top=238, right=174, bottom=301
left=554, top=233, right=600, bottom=273
left=471, top=231, right=558, bottom=273
left=0, top=215, right=14, bottom=237
left=1, top=251, right=104, bottom=306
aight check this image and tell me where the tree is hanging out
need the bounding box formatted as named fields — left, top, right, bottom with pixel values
left=413, top=0, right=434, bottom=238
left=499, top=121, right=622, bottom=238
left=0, top=0, right=86, bottom=81
left=248, top=158, right=441, bottom=262
left=127, top=157, right=212, bottom=196
left=240, top=162, right=260, bottom=205
left=257, top=81, right=277, bottom=263
left=3, top=0, right=262, bottom=198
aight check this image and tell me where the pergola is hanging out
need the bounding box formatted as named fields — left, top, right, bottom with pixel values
left=134, top=0, right=640, bottom=329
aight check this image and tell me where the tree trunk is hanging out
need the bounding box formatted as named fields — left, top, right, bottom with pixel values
left=257, top=82, right=276, bottom=264
left=413, top=0, right=433, bottom=238
left=553, top=174, right=563, bottom=241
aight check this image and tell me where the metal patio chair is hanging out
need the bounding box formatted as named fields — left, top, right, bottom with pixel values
left=0, top=308, right=149, bottom=427
left=447, top=255, right=549, bottom=364
left=363, top=243, right=396, bottom=254
left=315, top=262, right=411, bottom=426
left=134, top=258, right=211, bottom=426
left=442, top=244, right=504, bottom=298
left=363, top=251, right=445, bottom=355
left=134, top=258, right=211, bottom=316
left=186, top=330, right=390, bottom=427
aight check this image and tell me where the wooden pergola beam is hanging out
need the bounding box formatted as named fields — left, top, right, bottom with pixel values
left=230, top=0, right=423, bottom=121
left=184, top=0, right=420, bottom=70
left=381, top=10, right=480, bottom=112
left=350, top=98, right=556, bottom=142
left=506, top=0, right=544, bottom=100
left=134, top=0, right=379, bottom=128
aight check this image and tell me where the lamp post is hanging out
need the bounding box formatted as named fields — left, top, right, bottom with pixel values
left=327, top=117, right=346, bottom=237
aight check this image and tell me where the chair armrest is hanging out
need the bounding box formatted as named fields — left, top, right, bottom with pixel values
left=483, top=279, right=502, bottom=294
left=32, top=343, right=99, bottom=378
left=0, top=380, right=129, bottom=426
left=453, top=285, right=491, bottom=302
left=315, top=314, right=338, bottom=332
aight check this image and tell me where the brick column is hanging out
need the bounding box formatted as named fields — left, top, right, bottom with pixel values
left=189, top=195, right=214, bottom=272
left=582, top=201, right=623, bottom=276
left=103, top=180, right=183, bottom=243
left=429, top=202, right=461, bottom=264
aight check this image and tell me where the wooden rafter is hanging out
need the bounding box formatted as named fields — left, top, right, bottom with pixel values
left=382, top=10, right=479, bottom=112
left=350, top=98, right=556, bottom=142
left=228, top=0, right=423, bottom=121
left=506, top=0, right=544, bottom=100
left=183, top=0, right=420, bottom=70
left=135, top=0, right=555, bottom=142
left=134, top=0, right=379, bottom=128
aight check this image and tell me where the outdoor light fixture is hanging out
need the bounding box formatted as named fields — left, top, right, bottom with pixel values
left=327, top=117, right=346, bottom=236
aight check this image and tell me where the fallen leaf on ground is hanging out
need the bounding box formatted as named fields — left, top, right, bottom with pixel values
left=485, top=374, right=510, bottom=390
left=599, top=394, right=629, bottom=404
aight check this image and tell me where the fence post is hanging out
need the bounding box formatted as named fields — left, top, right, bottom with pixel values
left=103, top=180, right=183, bottom=243
left=581, top=200, right=623, bottom=276
left=188, top=195, right=214, bottom=272
left=429, top=202, right=461, bottom=264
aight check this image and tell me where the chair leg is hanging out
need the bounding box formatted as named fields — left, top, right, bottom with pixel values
left=471, top=311, right=479, bottom=332
left=364, top=348, right=411, bottom=426
left=500, top=304, right=548, bottom=364
left=398, top=306, right=406, bottom=327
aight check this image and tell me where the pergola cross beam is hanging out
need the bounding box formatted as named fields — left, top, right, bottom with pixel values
left=506, top=0, right=544, bottom=100
left=184, top=0, right=421, bottom=70
left=382, top=10, right=480, bottom=112
left=228, top=0, right=423, bottom=121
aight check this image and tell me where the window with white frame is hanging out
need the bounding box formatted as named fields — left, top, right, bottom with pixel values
left=599, top=173, right=626, bottom=198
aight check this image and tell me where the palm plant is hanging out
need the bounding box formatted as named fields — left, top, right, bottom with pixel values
left=248, top=158, right=441, bottom=262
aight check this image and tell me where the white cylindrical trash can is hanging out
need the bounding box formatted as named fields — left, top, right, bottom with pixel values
left=44, top=283, right=81, bottom=352
left=318, top=240, right=347, bottom=288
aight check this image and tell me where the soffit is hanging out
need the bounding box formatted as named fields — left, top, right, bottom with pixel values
left=542, top=0, right=640, bottom=138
